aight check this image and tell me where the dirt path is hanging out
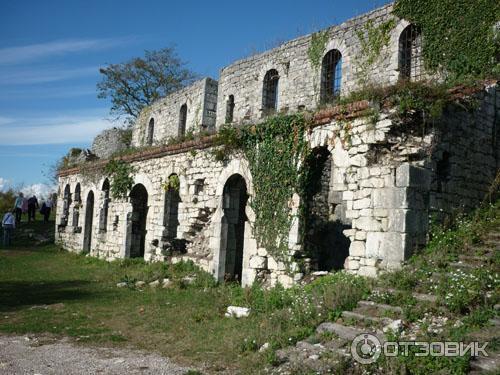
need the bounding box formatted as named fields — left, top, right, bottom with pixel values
left=0, top=334, right=192, bottom=375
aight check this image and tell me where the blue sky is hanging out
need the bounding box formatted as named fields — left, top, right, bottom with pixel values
left=0, top=0, right=390, bottom=195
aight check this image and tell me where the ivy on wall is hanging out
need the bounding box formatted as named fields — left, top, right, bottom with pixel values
left=308, top=30, right=329, bottom=70
left=162, top=174, right=180, bottom=192
left=393, top=0, right=500, bottom=81
left=105, top=159, right=136, bottom=199
left=214, top=114, right=311, bottom=265
left=356, top=19, right=396, bottom=84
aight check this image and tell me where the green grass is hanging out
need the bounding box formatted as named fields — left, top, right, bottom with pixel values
left=0, top=220, right=370, bottom=374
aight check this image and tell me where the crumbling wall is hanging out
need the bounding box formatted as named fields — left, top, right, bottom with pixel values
left=215, top=4, right=401, bottom=127
left=92, top=128, right=129, bottom=159
left=131, top=78, right=218, bottom=147
left=427, top=83, right=499, bottom=214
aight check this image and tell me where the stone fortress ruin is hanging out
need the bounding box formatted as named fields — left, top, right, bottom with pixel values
left=56, top=3, right=499, bottom=287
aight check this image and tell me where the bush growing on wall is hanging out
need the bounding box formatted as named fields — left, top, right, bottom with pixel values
left=394, top=0, right=500, bottom=81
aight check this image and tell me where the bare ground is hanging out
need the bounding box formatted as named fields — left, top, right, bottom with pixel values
left=0, top=334, right=192, bottom=375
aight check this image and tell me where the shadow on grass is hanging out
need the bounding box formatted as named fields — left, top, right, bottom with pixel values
left=0, top=280, right=104, bottom=312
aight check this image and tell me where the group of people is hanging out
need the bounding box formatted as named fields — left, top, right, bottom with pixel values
left=2, top=192, right=54, bottom=247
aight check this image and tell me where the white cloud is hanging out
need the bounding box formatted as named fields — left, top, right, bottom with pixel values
left=21, top=183, right=56, bottom=200
left=0, top=109, right=114, bottom=145
left=0, top=85, right=96, bottom=100
left=0, top=66, right=98, bottom=85
left=0, top=116, right=14, bottom=126
left=0, top=37, right=136, bottom=65
left=0, top=177, right=11, bottom=192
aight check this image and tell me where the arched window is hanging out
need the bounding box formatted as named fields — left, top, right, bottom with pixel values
left=163, top=174, right=181, bottom=240
left=74, top=183, right=81, bottom=203
left=399, top=24, right=423, bottom=81
left=262, top=69, right=279, bottom=114
left=179, top=104, right=187, bottom=137
left=73, top=183, right=81, bottom=227
left=61, top=184, right=71, bottom=226
left=321, top=49, right=342, bottom=103
left=99, top=179, right=110, bottom=232
left=225, top=95, right=235, bottom=123
left=146, top=118, right=154, bottom=146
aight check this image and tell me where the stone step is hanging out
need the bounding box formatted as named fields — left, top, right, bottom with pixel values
left=469, top=351, right=500, bottom=373
left=358, top=300, right=404, bottom=314
left=486, top=232, right=500, bottom=240
left=316, top=322, right=386, bottom=342
left=458, top=254, right=492, bottom=263
left=448, top=261, right=476, bottom=270
left=341, top=310, right=393, bottom=327
left=373, top=287, right=438, bottom=303
left=482, top=240, right=500, bottom=248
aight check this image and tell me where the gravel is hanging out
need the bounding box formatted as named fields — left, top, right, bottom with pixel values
left=0, top=334, right=192, bottom=375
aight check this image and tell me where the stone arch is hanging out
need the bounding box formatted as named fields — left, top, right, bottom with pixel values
left=262, top=69, right=280, bottom=114
left=127, top=183, right=149, bottom=259
left=302, top=146, right=350, bottom=271
left=179, top=104, right=187, bottom=136
left=220, top=174, right=248, bottom=283
left=388, top=19, right=413, bottom=82
left=72, top=183, right=81, bottom=227
left=132, top=173, right=155, bottom=197
left=83, top=190, right=95, bottom=253
left=212, top=159, right=256, bottom=285
left=225, top=94, right=235, bottom=123
left=61, top=184, right=71, bottom=226
left=320, top=49, right=343, bottom=102
left=163, top=173, right=181, bottom=240
left=74, top=183, right=81, bottom=203
left=321, top=38, right=348, bottom=96
left=99, top=178, right=110, bottom=232
left=146, top=118, right=154, bottom=146
left=398, top=24, right=423, bottom=81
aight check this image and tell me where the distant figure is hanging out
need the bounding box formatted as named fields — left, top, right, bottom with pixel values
left=42, top=196, right=54, bottom=223
left=13, top=192, right=25, bottom=225
left=27, top=195, right=39, bottom=222
left=2, top=209, right=16, bottom=247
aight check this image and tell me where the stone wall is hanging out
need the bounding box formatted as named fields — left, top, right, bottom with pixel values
left=131, top=78, right=218, bottom=147
left=91, top=128, right=130, bottom=159
left=58, top=0, right=499, bottom=286
left=215, top=4, right=414, bottom=127
left=57, top=83, right=498, bottom=285
left=427, top=84, right=499, bottom=214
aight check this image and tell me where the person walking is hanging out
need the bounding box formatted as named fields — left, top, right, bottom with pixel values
left=13, top=192, right=25, bottom=225
left=43, top=196, right=54, bottom=223
left=27, top=195, right=39, bottom=222
left=2, top=209, right=16, bottom=247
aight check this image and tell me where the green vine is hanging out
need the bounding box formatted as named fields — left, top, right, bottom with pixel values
left=308, top=30, right=329, bottom=70
left=214, top=114, right=311, bottom=265
left=393, top=0, right=500, bottom=81
left=356, top=19, right=396, bottom=84
left=105, top=160, right=136, bottom=199
left=162, top=174, right=180, bottom=192
left=357, top=19, right=396, bottom=67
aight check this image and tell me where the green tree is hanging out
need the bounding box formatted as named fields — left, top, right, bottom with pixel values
left=97, top=47, right=197, bottom=122
left=0, top=189, right=16, bottom=215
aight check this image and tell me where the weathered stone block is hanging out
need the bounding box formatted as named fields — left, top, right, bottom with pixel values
left=349, top=241, right=365, bottom=257
left=396, top=164, right=431, bottom=190
left=354, top=216, right=382, bottom=231
left=249, top=255, right=267, bottom=269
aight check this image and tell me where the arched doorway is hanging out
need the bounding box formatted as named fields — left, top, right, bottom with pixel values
left=303, top=146, right=350, bottom=271
left=221, top=174, right=248, bottom=283
left=83, top=191, right=94, bottom=253
left=129, top=184, right=149, bottom=258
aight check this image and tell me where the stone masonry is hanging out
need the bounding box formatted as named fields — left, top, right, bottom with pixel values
left=56, top=3, right=499, bottom=287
